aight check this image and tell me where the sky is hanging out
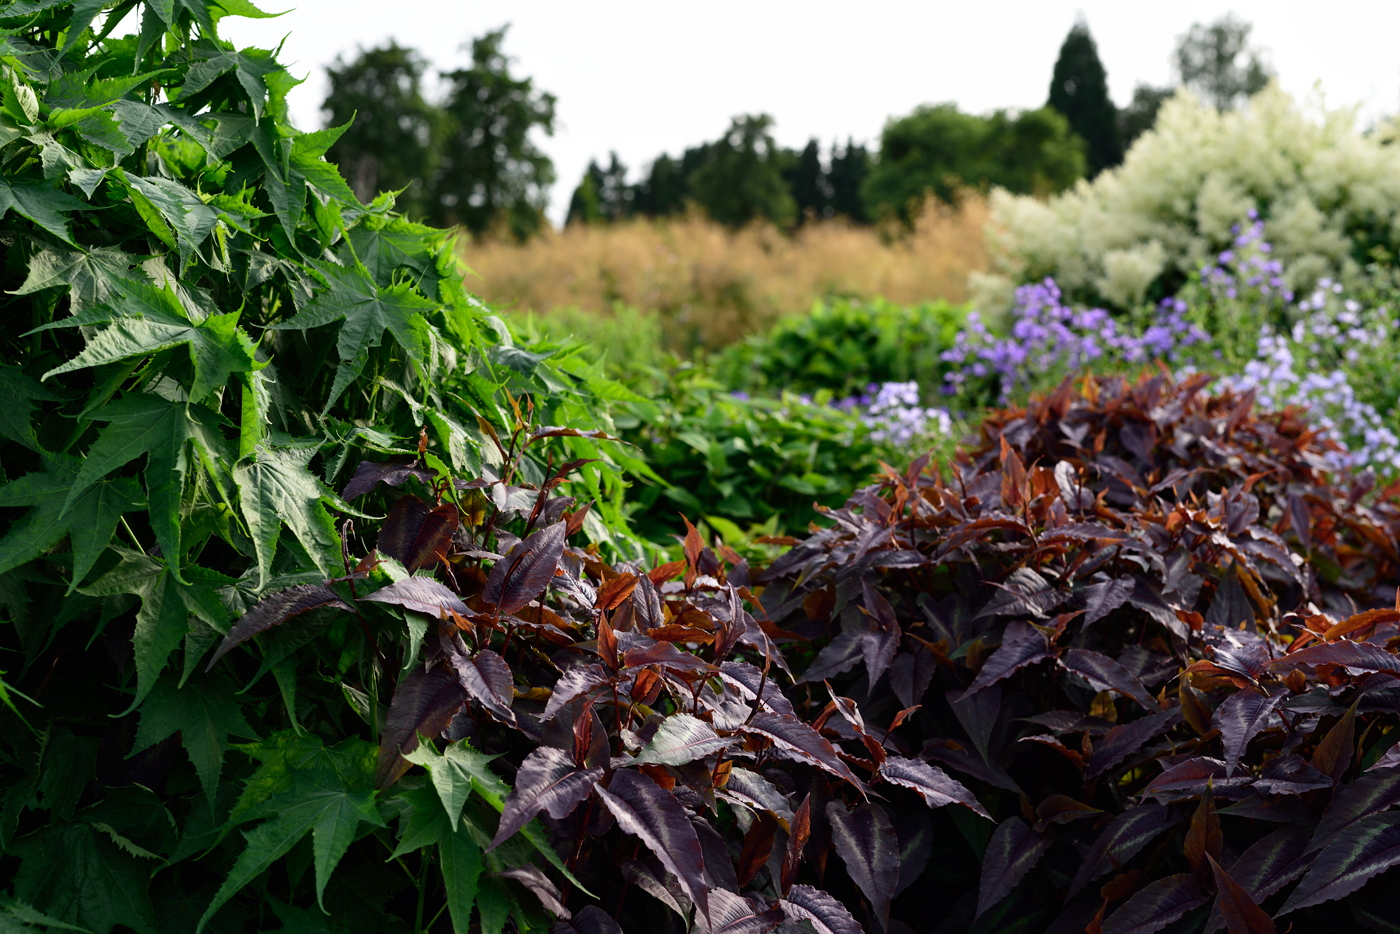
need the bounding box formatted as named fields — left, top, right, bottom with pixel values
left=214, top=1, right=1400, bottom=225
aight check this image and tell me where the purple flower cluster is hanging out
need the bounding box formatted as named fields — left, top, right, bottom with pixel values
left=1200, top=211, right=1293, bottom=303
left=940, top=279, right=1207, bottom=402
left=835, top=381, right=953, bottom=448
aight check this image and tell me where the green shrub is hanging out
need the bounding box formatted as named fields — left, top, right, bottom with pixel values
left=713, top=296, right=968, bottom=399
left=616, top=367, right=883, bottom=539
left=0, top=3, right=646, bottom=930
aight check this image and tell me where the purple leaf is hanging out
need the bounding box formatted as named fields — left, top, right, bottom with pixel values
left=449, top=647, right=516, bottom=726
left=549, top=905, right=622, bottom=934
left=878, top=756, right=989, bottom=818
left=860, top=580, right=900, bottom=686
left=375, top=666, right=467, bottom=788
left=620, top=857, right=689, bottom=920
left=1101, top=874, right=1208, bottom=934
left=633, top=713, right=730, bottom=767
left=1279, top=813, right=1400, bottom=915
left=1058, top=648, right=1157, bottom=710
left=377, top=496, right=460, bottom=572
left=826, top=802, right=899, bottom=931
left=1211, top=638, right=1270, bottom=683
left=1250, top=754, right=1332, bottom=796
left=695, top=889, right=783, bottom=934
left=342, top=458, right=433, bottom=500
left=950, top=682, right=1001, bottom=765
left=1081, top=578, right=1134, bottom=627
left=1086, top=710, right=1182, bottom=778
left=542, top=664, right=611, bottom=721
left=360, top=577, right=468, bottom=619
left=1069, top=804, right=1178, bottom=897
left=1367, top=746, right=1400, bottom=772
left=740, top=713, right=866, bottom=794
left=719, top=661, right=795, bottom=718
left=1269, top=640, right=1400, bottom=677
left=977, top=818, right=1052, bottom=918
left=1204, top=826, right=1309, bottom=932
left=1215, top=688, right=1287, bottom=778
left=1144, top=758, right=1249, bottom=799
left=495, top=864, right=569, bottom=919
left=888, top=647, right=936, bottom=709
left=961, top=622, right=1052, bottom=696
left=976, top=567, right=1064, bottom=619
left=799, top=630, right=863, bottom=683
left=483, top=520, right=567, bottom=615
left=595, top=770, right=709, bottom=922
left=1308, top=769, right=1400, bottom=855
left=491, top=746, right=602, bottom=850
left=779, top=884, right=863, bottom=934
left=206, top=584, right=351, bottom=670
left=921, top=740, right=1022, bottom=795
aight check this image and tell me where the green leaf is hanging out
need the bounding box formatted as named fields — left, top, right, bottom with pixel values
left=233, top=441, right=342, bottom=586
left=55, top=395, right=227, bottom=580
left=131, top=674, right=257, bottom=804
left=118, top=173, right=218, bottom=266
left=10, top=245, right=141, bottom=313
left=272, top=260, right=433, bottom=414
left=0, top=365, right=61, bottom=452
left=0, top=894, right=93, bottom=932
left=402, top=740, right=483, bottom=831
left=388, top=783, right=450, bottom=859
left=0, top=175, right=87, bottom=245
left=81, top=550, right=233, bottom=713
left=10, top=822, right=159, bottom=934
left=180, top=45, right=283, bottom=121
left=0, top=453, right=144, bottom=592
left=440, top=819, right=483, bottom=934
left=196, top=759, right=384, bottom=931
left=40, top=281, right=260, bottom=403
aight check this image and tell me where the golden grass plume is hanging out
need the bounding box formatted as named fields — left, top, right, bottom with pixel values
left=461, top=197, right=989, bottom=353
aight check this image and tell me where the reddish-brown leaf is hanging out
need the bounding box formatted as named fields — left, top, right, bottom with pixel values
left=341, top=458, right=434, bottom=500
left=490, top=746, right=601, bottom=850
left=741, top=713, right=866, bottom=794
left=360, top=577, right=468, bottom=618
left=647, top=559, right=687, bottom=585
left=1184, top=783, right=1222, bottom=880
left=781, top=793, right=812, bottom=894
left=375, top=666, right=468, bottom=789
left=1206, top=854, right=1276, bottom=934
left=377, top=496, right=460, bottom=572
left=595, top=573, right=638, bottom=611
left=450, top=647, right=516, bottom=726
left=1309, top=697, right=1358, bottom=783
left=736, top=813, right=779, bottom=888
left=207, top=584, right=352, bottom=671
left=1323, top=608, right=1400, bottom=641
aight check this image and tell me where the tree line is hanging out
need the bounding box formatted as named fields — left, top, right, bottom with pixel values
left=322, top=15, right=1272, bottom=238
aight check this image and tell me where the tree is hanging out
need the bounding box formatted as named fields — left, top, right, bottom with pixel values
left=632, top=153, right=689, bottom=217
left=321, top=42, right=441, bottom=218
left=1118, top=84, right=1174, bottom=150
left=1175, top=14, right=1273, bottom=111
left=688, top=114, right=796, bottom=229
left=566, top=153, right=632, bottom=225
left=862, top=104, right=1085, bottom=223
left=1047, top=20, right=1121, bottom=175
left=430, top=26, right=557, bottom=240
left=828, top=139, right=871, bottom=222
left=784, top=139, right=829, bottom=223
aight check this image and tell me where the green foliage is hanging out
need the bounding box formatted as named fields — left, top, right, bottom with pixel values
left=616, top=367, right=881, bottom=538
left=1047, top=20, right=1121, bottom=175
left=713, top=295, right=969, bottom=398
left=0, top=2, right=643, bottom=930
left=686, top=114, right=795, bottom=230
left=862, top=103, right=1086, bottom=222
left=1175, top=13, right=1273, bottom=111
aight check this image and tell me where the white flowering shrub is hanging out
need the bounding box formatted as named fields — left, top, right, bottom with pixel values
left=979, top=83, right=1400, bottom=311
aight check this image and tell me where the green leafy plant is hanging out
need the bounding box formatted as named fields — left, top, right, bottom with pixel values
left=0, top=1, right=645, bottom=929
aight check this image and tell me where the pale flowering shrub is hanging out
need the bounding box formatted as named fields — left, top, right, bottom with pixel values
left=981, top=84, right=1400, bottom=311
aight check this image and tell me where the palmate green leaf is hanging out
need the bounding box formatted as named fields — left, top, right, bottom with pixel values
left=229, top=732, right=376, bottom=825
left=271, top=260, right=433, bottom=414
left=9, top=821, right=159, bottom=934
left=0, top=893, right=93, bottom=932
left=388, top=783, right=450, bottom=859
left=0, top=175, right=86, bottom=245
left=0, top=365, right=61, bottom=451
left=39, top=281, right=260, bottom=403
left=130, top=673, right=257, bottom=804
left=11, top=244, right=143, bottom=313
left=179, top=44, right=283, bottom=120
left=233, top=442, right=342, bottom=586
left=197, top=746, right=384, bottom=932
left=54, top=395, right=232, bottom=581
left=0, top=453, right=144, bottom=592
left=118, top=173, right=218, bottom=265
left=440, top=819, right=484, bottom=934
left=81, top=549, right=234, bottom=713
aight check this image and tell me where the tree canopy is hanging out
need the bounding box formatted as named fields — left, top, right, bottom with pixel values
left=1047, top=20, right=1122, bottom=176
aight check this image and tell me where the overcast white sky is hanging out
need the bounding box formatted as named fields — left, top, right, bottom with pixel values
left=216, top=1, right=1400, bottom=225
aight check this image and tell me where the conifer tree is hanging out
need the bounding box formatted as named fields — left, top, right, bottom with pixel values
left=1048, top=20, right=1122, bottom=176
